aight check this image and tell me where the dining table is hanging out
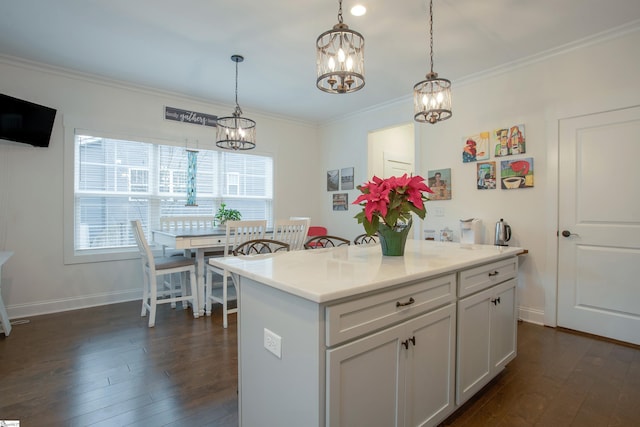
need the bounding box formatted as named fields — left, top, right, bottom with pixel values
left=152, top=228, right=227, bottom=316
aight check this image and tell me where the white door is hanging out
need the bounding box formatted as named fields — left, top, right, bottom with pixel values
left=383, top=152, right=413, bottom=178
left=558, top=105, right=640, bottom=345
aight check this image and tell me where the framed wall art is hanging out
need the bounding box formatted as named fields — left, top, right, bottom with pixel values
left=500, top=157, right=534, bottom=189
left=327, top=169, right=339, bottom=191
left=340, top=167, right=354, bottom=190
left=462, top=131, right=490, bottom=163
left=493, top=124, right=526, bottom=157
left=428, top=168, right=452, bottom=200
left=333, top=193, right=348, bottom=211
left=477, top=161, right=496, bottom=190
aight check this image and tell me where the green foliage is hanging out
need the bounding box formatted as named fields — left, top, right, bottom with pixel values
left=214, top=203, right=242, bottom=226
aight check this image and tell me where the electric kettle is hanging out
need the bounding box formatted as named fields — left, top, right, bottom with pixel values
left=494, top=218, right=511, bottom=246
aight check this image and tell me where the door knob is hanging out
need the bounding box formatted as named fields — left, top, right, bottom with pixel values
left=561, top=230, right=579, bottom=238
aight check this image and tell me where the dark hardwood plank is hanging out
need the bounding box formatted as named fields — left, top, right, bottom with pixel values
left=2, top=303, right=640, bottom=426
left=440, top=322, right=640, bottom=427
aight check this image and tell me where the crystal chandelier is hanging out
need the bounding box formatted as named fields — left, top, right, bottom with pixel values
left=316, top=0, right=365, bottom=94
left=413, top=0, right=452, bottom=124
left=216, top=55, right=256, bottom=150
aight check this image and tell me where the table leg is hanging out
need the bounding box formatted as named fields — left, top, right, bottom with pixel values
left=0, top=267, right=11, bottom=336
left=196, top=248, right=206, bottom=316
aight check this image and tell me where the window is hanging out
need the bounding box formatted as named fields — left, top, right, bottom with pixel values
left=72, top=133, right=273, bottom=256
left=226, top=172, right=240, bottom=195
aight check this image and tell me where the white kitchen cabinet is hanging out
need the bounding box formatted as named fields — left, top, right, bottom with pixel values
left=456, top=277, right=517, bottom=405
left=210, top=241, right=523, bottom=426
left=327, top=303, right=456, bottom=427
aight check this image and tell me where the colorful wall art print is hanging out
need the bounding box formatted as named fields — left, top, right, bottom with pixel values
left=477, top=161, right=496, bottom=190
left=500, top=157, right=534, bottom=189
left=462, top=132, right=490, bottom=163
left=428, top=168, right=452, bottom=200
left=327, top=169, right=339, bottom=191
left=493, top=124, right=526, bottom=157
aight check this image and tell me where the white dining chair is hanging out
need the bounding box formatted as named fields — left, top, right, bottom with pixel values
left=131, top=220, right=199, bottom=327
left=159, top=215, right=214, bottom=256
left=273, top=218, right=309, bottom=251
left=205, top=219, right=267, bottom=328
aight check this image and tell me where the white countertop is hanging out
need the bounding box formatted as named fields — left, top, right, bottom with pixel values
left=209, top=240, right=522, bottom=303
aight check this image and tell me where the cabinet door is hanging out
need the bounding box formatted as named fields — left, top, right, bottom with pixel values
left=491, top=279, right=517, bottom=371
left=404, top=303, right=456, bottom=427
left=456, top=287, right=492, bottom=405
left=327, top=322, right=405, bottom=427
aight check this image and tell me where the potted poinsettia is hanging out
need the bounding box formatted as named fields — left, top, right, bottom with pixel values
left=353, top=174, right=433, bottom=255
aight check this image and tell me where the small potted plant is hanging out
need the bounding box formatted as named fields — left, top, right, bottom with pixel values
left=214, top=203, right=242, bottom=227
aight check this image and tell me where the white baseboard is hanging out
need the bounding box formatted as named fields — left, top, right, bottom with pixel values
left=7, top=294, right=548, bottom=327
left=6, top=289, right=140, bottom=320
left=518, top=305, right=545, bottom=325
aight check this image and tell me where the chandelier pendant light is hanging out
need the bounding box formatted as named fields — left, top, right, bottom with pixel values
left=413, top=0, right=452, bottom=124
left=316, top=0, right=365, bottom=94
left=216, top=55, right=256, bottom=150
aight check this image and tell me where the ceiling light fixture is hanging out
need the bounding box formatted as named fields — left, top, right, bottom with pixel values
left=350, top=4, right=366, bottom=16
left=316, top=0, right=365, bottom=94
left=216, top=54, right=256, bottom=150
left=413, top=0, right=452, bottom=124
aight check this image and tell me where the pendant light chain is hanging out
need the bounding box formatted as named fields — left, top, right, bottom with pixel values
left=234, top=58, right=238, bottom=108
left=232, top=55, right=242, bottom=116
left=429, top=0, right=434, bottom=75
left=337, top=0, right=343, bottom=24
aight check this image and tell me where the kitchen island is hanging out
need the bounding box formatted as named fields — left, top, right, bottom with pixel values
left=209, top=240, right=522, bottom=427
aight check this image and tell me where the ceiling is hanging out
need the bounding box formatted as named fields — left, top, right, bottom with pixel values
left=1, top=0, right=640, bottom=123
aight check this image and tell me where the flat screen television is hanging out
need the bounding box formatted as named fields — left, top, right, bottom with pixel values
left=0, top=93, right=57, bottom=147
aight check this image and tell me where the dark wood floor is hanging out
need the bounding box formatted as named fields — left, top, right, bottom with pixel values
left=1, top=302, right=639, bottom=426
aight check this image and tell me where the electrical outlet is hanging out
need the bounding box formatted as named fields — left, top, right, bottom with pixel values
left=435, top=207, right=445, bottom=217
left=264, top=328, right=282, bottom=359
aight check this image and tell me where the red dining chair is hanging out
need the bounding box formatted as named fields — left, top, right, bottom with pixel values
left=306, top=226, right=328, bottom=248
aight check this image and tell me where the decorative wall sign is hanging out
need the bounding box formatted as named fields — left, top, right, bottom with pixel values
left=477, top=161, right=496, bottom=190
left=462, top=131, right=490, bottom=163
left=327, top=169, right=339, bottom=191
left=493, top=124, right=525, bottom=157
left=340, top=167, right=354, bottom=190
left=500, top=157, right=534, bottom=189
left=428, top=168, right=452, bottom=200
left=164, top=106, right=217, bottom=127
left=333, top=193, right=348, bottom=211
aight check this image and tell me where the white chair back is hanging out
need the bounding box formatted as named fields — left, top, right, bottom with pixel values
left=160, top=216, right=213, bottom=231
left=131, top=220, right=155, bottom=270
left=224, top=220, right=267, bottom=257
left=274, top=218, right=309, bottom=251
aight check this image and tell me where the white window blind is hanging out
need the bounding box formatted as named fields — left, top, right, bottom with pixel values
left=73, top=133, right=273, bottom=253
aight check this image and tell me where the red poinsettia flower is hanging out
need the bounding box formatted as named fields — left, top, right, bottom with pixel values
left=353, top=174, right=433, bottom=236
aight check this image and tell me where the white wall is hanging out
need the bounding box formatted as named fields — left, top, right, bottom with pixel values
left=0, top=57, right=320, bottom=318
left=3, top=28, right=640, bottom=324
left=317, top=29, right=640, bottom=325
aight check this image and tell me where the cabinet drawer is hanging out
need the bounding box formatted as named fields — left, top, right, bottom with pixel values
left=325, top=273, right=456, bottom=347
left=458, top=257, right=518, bottom=298
left=189, top=237, right=224, bottom=247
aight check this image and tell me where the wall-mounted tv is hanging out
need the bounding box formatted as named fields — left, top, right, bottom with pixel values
left=0, top=93, right=57, bottom=147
